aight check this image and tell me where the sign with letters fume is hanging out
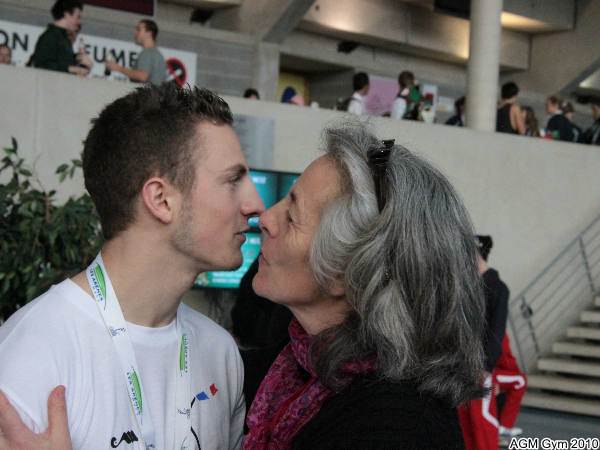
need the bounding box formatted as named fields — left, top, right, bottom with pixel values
left=0, top=19, right=197, bottom=86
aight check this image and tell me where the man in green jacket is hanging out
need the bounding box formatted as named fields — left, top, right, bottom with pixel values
left=32, top=0, right=91, bottom=76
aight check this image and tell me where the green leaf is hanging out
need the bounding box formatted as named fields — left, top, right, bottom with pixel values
left=11, top=137, right=18, bottom=152
left=55, top=164, right=69, bottom=174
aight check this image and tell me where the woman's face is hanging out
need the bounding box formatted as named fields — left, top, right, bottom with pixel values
left=253, top=156, right=342, bottom=307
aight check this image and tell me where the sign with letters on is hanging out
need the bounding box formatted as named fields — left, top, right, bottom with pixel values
left=0, top=19, right=197, bottom=86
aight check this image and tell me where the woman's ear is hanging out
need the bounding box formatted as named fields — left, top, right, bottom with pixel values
left=329, top=277, right=346, bottom=298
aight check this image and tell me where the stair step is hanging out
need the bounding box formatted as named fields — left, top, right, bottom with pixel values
left=528, top=374, right=600, bottom=397
left=522, top=391, right=600, bottom=417
left=553, top=341, right=600, bottom=359
left=581, top=310, right=600, bottom=323
left=538, top=358, right=600, bottom=377
left=567, top=326, right=600, bottom=341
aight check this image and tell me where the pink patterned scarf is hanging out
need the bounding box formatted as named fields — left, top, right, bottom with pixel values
left=243, top=319, right=375, bottom=450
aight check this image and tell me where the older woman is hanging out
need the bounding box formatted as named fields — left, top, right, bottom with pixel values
left=243, top=123, right=486, bottom=449
left=0, top=123, right=485, bottom=450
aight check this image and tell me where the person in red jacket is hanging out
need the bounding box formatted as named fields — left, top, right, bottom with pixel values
left=459, top=235, right=527, bottom=449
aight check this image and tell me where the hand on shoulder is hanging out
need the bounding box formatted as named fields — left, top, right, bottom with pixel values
left=0, top=387, right=72, bottom=450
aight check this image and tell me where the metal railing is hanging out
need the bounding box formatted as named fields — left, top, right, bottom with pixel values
left=508, top=211, right=600, bottom=373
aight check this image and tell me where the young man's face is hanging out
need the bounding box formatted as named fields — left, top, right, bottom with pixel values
left=171, top=122, right=264, bottom=273
left=63, top=8, right=82, bottom=32
left=0, top=47, right=10, bottom=65
left=134, top=22, right=149, bottom=45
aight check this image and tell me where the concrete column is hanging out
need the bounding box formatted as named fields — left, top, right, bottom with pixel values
left=465, top=0, right=503, bottom=132
left=252, top=42, right=280, bottom=102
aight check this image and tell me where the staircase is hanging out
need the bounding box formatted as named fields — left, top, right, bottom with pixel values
left=508, top=212, right=600, bottom=418
left=521, top=294, right=600, bottom=417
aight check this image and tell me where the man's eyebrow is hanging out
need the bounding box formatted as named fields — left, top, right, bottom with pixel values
left=222, top=164, right=248, bottom=176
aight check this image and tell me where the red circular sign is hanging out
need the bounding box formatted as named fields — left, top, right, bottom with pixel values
left=166, top=57, right=187, bottom=87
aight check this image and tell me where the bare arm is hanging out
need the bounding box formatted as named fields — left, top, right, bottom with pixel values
left=511, top=104, right=526, bottom=135
left=105, top=60, right=149, bottom=82
left=0, top=387, right=72, bottom=450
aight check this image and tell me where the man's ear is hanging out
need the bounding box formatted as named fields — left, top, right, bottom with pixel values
left=140, top=177, right=179, bottom=224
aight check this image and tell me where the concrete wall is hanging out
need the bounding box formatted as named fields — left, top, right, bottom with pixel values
left=300, top=0, right=530, bottom=70
left=2, top=64, right=600, bottom=315
left=512, top=0, right=600, bottom=96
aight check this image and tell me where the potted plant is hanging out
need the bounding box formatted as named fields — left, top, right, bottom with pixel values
left=0, top=138, right=102, bottom=322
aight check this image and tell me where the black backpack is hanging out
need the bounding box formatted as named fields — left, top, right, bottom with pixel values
left=336, top=96, right=357, bottom=111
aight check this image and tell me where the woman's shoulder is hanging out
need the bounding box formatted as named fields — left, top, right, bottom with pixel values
left=293, top=375, right=465, bottom=450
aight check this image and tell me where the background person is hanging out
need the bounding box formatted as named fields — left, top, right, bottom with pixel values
left=521, top=106, right=541, bottom=137
left=31, top=0, right=90, bottom=76
left=243, top=88, right=260, bottom=100
left=106, top=20, right=166, bottom=86
left=459, top=235, right=527, bottom=450
left=230, top=258, right=293, bottom=412
left=545, top=95, right=574, bottom=141
left=346, top=72, right=369, bottom=115
left=582, top=98, right=600, bottom=145
left=446, top=96, right=466, bottom=127
left=562, top=101, right=583, bottom=143
left=391, top=70, right=422, bottom=120
left=0, top=44, right=12, bottom=65
left=496, top=82, right=526, bottom=135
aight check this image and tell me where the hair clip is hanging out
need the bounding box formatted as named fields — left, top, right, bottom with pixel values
left=367, top=139, right=395, bottom=212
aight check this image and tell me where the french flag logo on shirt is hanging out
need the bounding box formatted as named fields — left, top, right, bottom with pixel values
left=195, top=383, right=218, bottom=401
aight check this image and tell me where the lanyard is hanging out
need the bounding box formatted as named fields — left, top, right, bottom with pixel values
left=86, top=253, right=192, bottom=450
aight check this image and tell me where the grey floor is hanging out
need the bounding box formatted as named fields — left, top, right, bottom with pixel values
left=512, top=407, right=599, bottom=440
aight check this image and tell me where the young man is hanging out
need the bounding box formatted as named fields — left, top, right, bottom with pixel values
left=545, top=95, right=575, bottom=142
left=496, top=82, right=526, bottom=135
left=31, top=0, right=91, bottom=76
left=459, top=236, right=526, bottom=450
left=0, top=84, right=264, bottom=449
left=0, top=44, right=11, bottom=65
left=347, top=72, right=370, bottom=115
left=582, top=98, right=600, bottom=145
left=106, top=20, right=166, bottom=86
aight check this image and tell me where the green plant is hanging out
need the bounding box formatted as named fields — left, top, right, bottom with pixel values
left=0, top=138, right=103, bottom=319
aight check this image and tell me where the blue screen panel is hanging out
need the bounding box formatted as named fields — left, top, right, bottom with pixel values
left=277, top=173, right=299, bottom=199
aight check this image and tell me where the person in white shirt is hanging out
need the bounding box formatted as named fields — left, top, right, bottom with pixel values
left=0, top=84, right=264, bottom=450
left=347, top=72, right=370, bottom=116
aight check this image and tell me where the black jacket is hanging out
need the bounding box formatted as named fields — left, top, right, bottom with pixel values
left=293, top=375, right=465, bottom=450
left=483, top=268, right=510, bottom=372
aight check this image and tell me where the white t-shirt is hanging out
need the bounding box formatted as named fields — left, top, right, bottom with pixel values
left=0, top=279, right=244, bottom=450
left=390, top=97, right=407, bottom=119
left=347, top=92, right=366, bottom=115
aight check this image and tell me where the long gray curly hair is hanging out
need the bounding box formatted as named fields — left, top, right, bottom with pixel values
left=309, top=122, right=486, bottom=405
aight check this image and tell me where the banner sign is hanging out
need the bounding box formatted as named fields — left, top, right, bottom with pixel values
left=0, top=20, right=197, bottom=86
left=233, top=114, right=275, bottom=170
left=83, top=0, right=155, bottom=16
